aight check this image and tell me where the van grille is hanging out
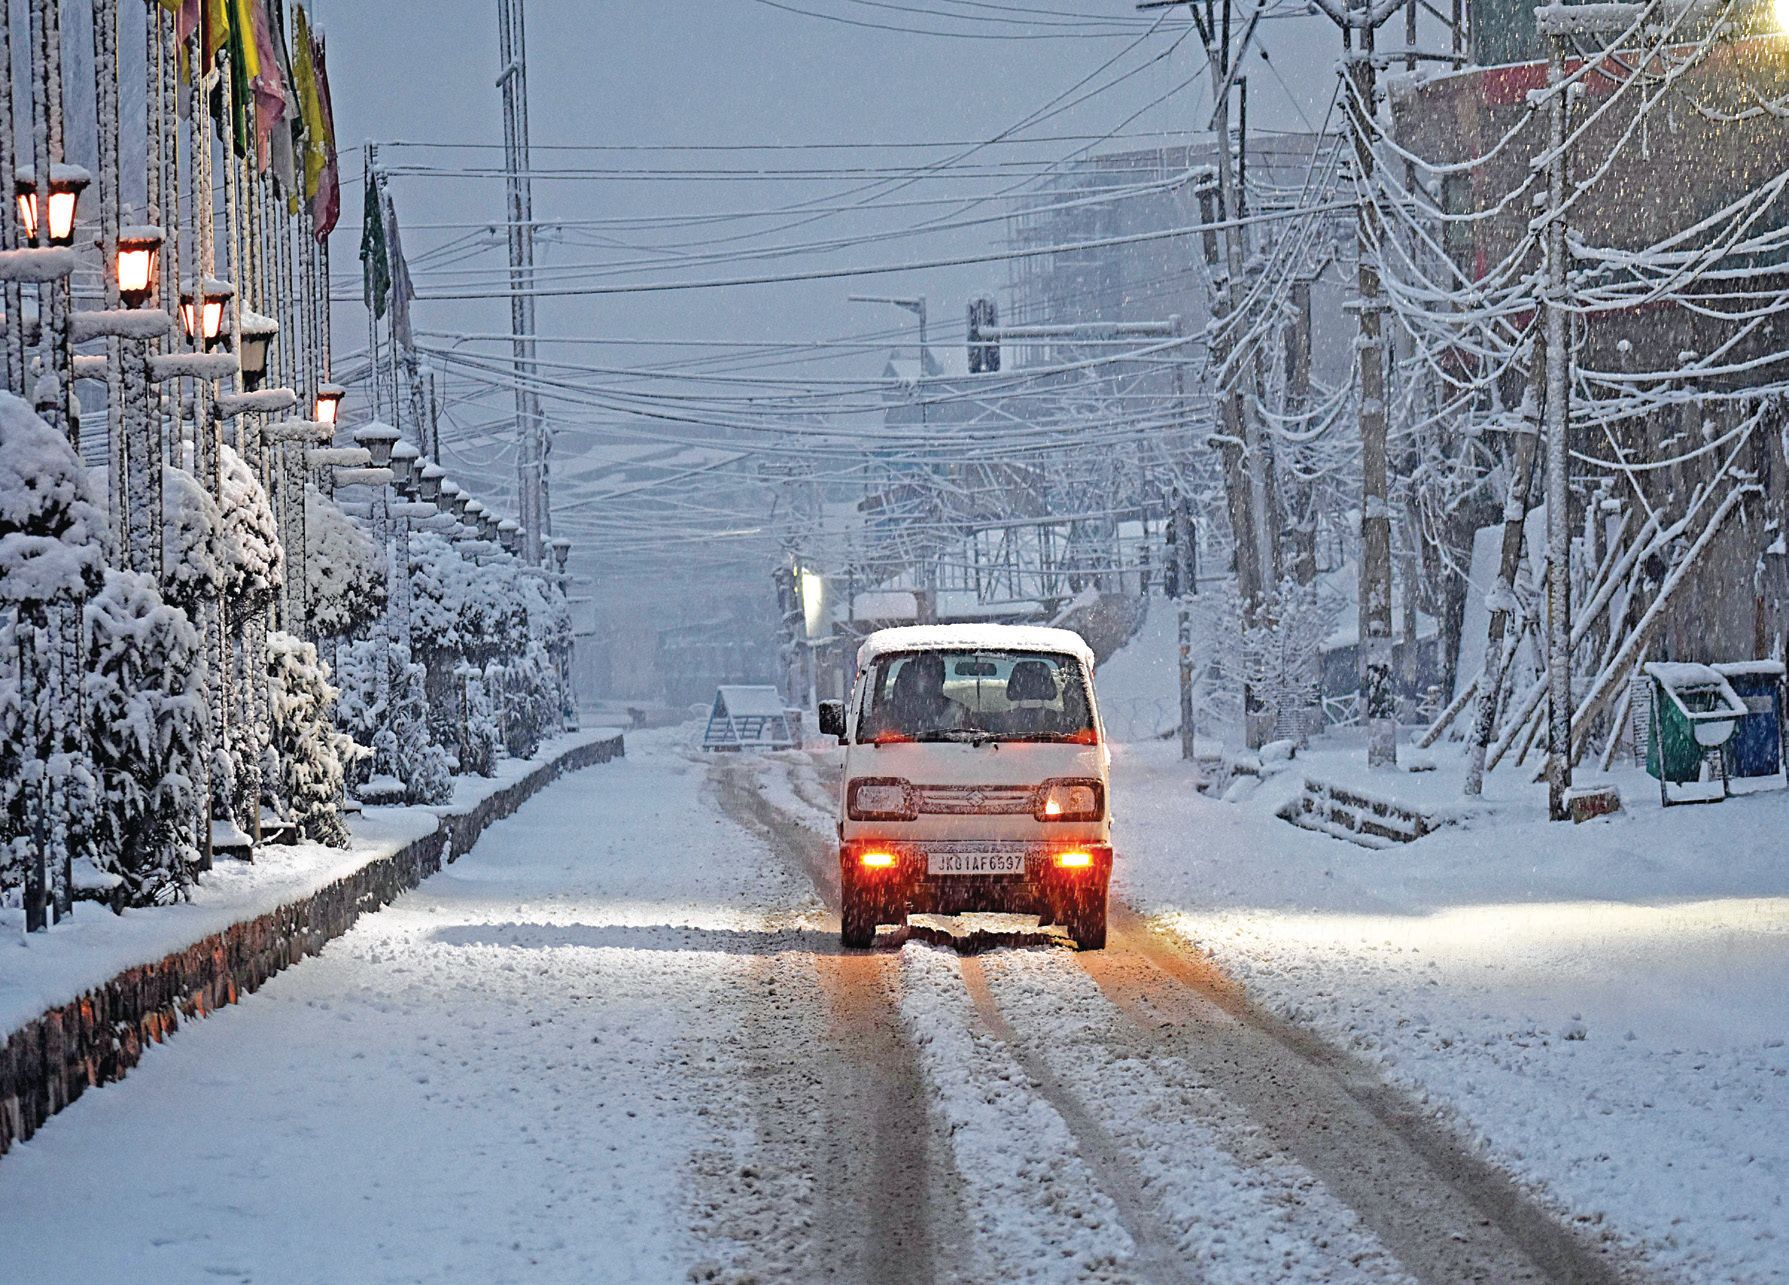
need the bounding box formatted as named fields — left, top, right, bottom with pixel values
left=911, top=784, right=1036, bottom=815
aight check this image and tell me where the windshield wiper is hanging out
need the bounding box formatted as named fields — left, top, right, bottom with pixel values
left=1002, top=731, right=1090, bottom=743
left=913, top=729, right=992, bottom=744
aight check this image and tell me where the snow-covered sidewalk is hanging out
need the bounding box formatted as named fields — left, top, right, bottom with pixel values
left=1, top=728, right=623, bottom=1042
left=1115, top=737, right=1789, bottom=1283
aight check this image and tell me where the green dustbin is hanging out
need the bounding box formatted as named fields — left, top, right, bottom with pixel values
left=1643, top=663, right=1747, bottom=801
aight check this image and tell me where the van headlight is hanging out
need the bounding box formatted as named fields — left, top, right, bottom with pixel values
left=847, top=777, right=916, bottom=821
left=1034, top=778, right=1103, bottom=822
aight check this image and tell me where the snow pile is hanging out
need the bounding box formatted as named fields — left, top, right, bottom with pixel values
left=1092, top=594, right=1180, bottom=742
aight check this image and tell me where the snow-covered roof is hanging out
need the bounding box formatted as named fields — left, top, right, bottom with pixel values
left=715, top=685, right=787, bottom=717
left=856, top=623, right=1095, bottom=670
left=1712, top=660, right=1786, bottom=679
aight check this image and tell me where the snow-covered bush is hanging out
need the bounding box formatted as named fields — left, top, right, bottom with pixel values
left=0, top=393, right=107, bottom=912
left=81, top=569, right=205, bottom=906
left=217, top=443, right=283, bottom=615
left=333, top=637, right=452, bottom=805
left=160, top=464, right=226, bottom=615
left=266, top=631, right=358, bottom=846
left=305, top=485, right=383, bottom=639
left=456, top=662, right=501, bottom=778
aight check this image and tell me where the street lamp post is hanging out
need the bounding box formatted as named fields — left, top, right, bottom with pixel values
left=352, top=423, right=402, bottom=725
left=115, top=225, right=166, bottom=577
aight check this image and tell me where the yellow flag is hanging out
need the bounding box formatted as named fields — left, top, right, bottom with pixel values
left=292, top=6, right=326, bottom=201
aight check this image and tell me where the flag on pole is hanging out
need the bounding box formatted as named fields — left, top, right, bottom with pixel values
left=361, top=176, right=390, bottom=321
left=382, top=187, right=417, bottom=353
left=248, top=0, right=288, bottom=173
left=202, top=0, right=230, bottom=72
left=311, top=32, right=341, bottom=239
left=292, top=6, right=325, bottom=196
left=160, top=0, right=199, bottom=44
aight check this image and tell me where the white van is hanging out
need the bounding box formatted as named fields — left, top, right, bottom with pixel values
left=816, top=624, right=1113, bottom=949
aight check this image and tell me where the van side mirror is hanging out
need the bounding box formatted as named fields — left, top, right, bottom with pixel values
left=817, top=700, right=846, bottom=740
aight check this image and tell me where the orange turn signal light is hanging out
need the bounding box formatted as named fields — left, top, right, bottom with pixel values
left=1054, top=850, right=1094, bottom=869
left=859, top=850, right=898, bottom=869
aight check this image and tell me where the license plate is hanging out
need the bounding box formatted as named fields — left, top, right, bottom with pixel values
left=927, top=849, right=1026, bottom=876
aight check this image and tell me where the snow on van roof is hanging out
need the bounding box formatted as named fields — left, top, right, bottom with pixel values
left=856, top=624, right=1095, bottom=670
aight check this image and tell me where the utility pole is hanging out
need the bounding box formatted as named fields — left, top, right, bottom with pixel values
left=1141, top=0, right=1278, bottom=748
left=498, top=0, right=546, bottom=564
left=1346, top=5, right=1399, bottom=768
left=1539, top=11, right=1574, bottom=820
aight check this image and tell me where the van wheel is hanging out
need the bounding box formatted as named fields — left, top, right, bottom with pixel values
left=840, top=878, right=878, bottom=949
left=1065, top=887, right=1108, bottom=951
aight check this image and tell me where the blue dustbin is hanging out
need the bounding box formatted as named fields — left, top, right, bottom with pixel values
left=1714, top=661, right=1787, bottom=779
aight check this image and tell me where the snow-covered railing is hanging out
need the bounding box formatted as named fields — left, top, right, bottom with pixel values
left=1278, top=776, right=1469, bottom=849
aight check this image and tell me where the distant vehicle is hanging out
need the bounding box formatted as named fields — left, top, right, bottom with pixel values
left=817, top=624, right=1113, bottom=949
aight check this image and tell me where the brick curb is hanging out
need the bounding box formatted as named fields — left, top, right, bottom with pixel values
left=0, top=730, right=625, bottom=1158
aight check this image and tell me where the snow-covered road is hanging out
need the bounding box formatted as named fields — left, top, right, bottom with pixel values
left=2, top=732, right=1638, bottom=1283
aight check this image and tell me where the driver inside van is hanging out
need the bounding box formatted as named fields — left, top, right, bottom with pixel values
left=886, top=652, right=960, bottom=734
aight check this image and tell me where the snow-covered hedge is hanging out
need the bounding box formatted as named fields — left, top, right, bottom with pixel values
left=305, top=484, right=383, bottom=638
left=81, top=569, right=206, bottom=907
left=266, top=631, right=358, bottom=846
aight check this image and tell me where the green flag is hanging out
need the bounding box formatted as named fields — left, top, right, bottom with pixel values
left=360, top=176, right=390, bottom=320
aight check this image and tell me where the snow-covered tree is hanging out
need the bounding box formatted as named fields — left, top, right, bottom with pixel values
left=305, top=484, right=384, bottom=640
left=0, top=393, right=107, bottom=916
left=266, top=631, right=358, bottom=846
left=81, top=569, right=205, bottom=907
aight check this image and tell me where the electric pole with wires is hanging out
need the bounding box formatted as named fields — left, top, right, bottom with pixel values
left=498, top=0, right=547, bottom=563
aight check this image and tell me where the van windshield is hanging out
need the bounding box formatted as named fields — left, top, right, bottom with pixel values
left=860, top=650, right=1097, bottom=744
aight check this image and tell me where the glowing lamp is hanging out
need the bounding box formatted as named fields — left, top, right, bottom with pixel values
left=180, top=277, right=234, bottom=350
left=115, top=227, right=164, bottom=309
left=313, top=383, right=345, bottom=426
left=15, top=165, right=90, bottom=247
left=1054, top=850, right=1095, bottom=870
left=859, top=850, right=898, bottom=869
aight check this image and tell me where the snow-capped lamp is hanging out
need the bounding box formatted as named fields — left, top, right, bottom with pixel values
left=438, top=477, right=466, bottom=517
left=115, top=226, right=164, bottom=309
left=417, top=461, right=445, bottom=504
left=352, top=422, right=401, bottom=469
left=549, top=536, right=572, bottom=573
left=463, top=498, right=488, bottom=527
left=180, top=277, right=234, bottom=350
left=389, top=439, right=420, bottom=493
left=497, top=517, right=522, bottom=554
left=313, top=383, right=345, bottom=427
left=15, top=164, right=90, bottom=247
left=237, top=310, right=279, bottom=390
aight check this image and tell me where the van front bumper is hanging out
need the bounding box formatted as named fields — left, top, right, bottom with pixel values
left=840, top=840, right=1112, bottom=918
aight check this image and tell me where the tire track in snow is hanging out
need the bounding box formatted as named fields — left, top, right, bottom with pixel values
left=975, top=948, right=1414, bottom=1284
left=1080, top=905, right=1642, bottom=1285
left=707, top=757, right=976, bottom=1283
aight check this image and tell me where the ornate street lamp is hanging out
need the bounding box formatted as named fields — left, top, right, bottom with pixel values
left=115, top=226, right=164, bottom=309
left=179, top=277, right=234, bottom=350
left=417, top=462, right=445, bottom=504
left=238, top=310, right=278, bottom=391
left=389, top=439, right=420, bottom=497
left=15, top=164, right=90, bottom=247
left=498, top=517, right=522, bottom=555
left=353, top=422, right=401, bottom=468
left=549, top=536, right=572, bottom=574
left=313, top=383, right=345, bottom=428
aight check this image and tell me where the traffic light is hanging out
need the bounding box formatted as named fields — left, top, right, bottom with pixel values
left=967, top=297, right=1000, bottom=374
